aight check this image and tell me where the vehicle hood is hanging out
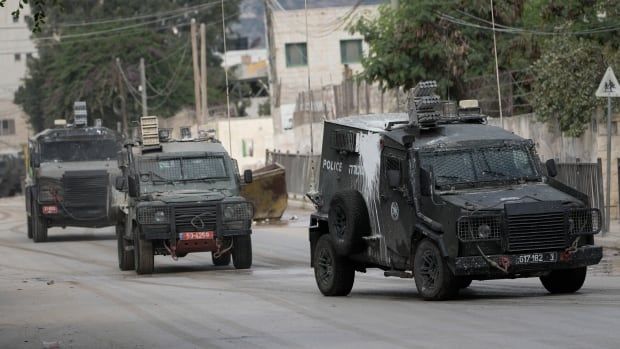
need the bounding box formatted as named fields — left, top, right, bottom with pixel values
left=440, top=182, right=582, bottom=211
left=145, top=190, right=231, bottom=204
left=38, top=160, right=120, bottom=179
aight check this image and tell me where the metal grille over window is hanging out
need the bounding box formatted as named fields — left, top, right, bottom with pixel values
left=139, top=157, right=228, bottom=181
left=137, top=207, right=172, bottom=225
left=457, top=215, right=502, bottom=241
left=569, top=208, right=601, bottom=235
left=331, top=130, right=357, bottom=153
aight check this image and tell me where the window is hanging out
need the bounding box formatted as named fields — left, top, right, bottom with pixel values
left=340, top=39, right=363, bottom=64
left=12, top=16, right=18, bottom=23
left=14, top=53, right=21, bottom=62
left=285, top=43, right=307, bottom=67
left=26, top=53, right=33, bottom=60
left=0, top=119, right=16, bottom=136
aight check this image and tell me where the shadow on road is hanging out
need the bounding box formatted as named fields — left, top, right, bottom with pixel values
left=46, top=233, right=115, bottom=242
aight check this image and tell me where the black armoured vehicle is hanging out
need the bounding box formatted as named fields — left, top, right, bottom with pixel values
left=115, top=118, right=254, bottom=274
left=25, top=118, right=122, bottom=242
left=0, top=149, right=25, bottom=197
left=308, top=81, right=603, bottom=300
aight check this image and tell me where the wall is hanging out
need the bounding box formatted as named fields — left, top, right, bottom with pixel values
left=267, top=5, right=379, bottom=138
left=0, top=0, right=35, bottom=151
left=205, top=116, right=274, bottom=171
left=488, top=111, right=620, bottom=219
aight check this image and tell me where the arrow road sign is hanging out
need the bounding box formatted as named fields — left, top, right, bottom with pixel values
left=596, top=66, right=620, bottom=98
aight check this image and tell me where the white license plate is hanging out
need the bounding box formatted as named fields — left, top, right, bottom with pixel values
left=515, top=252, right=557, bottom=264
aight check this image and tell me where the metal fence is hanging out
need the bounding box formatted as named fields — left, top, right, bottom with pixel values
left=266, top=150, right=320, bottom=198
left=556, top=160, right=606, bottom=229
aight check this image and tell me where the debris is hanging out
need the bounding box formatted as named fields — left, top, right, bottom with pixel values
left=290, top=215, right=298, bottom=221
left=46, top=280, right=55, bottom=285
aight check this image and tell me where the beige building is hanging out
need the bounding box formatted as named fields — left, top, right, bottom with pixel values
left=0, top=0, right=35, bottom=151
left=266, top=4, right=379, bottom=152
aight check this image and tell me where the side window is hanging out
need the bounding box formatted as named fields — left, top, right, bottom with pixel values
left=383, top=155, right=404, bottom=187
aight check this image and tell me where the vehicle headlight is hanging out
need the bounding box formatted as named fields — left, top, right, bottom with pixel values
left=457, top=215, right=501, bottom=241
left=221, top=202, right=254, bottom=221
left=38, top=182, right=62, bottom=202
left=137, top=207, right=170, bottom=225
left=568, top=208, right=601, bottom=235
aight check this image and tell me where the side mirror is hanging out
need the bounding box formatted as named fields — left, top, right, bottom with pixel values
left=387, top=169, right=401, bottom=188
left=114, top=176, right=127, bottom=192
left=127, top=176, right=139, bottom=198
left=545, top=159, right=558, bottom=178
left=419, top=168, right=432, bottom=197
left=244, top=169, right=253, bottom=184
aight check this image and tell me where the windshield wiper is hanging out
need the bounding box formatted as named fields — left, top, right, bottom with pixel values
left=147, top=171, right=176, bottom=184
left=179, top=176, right=229, bottom=183
left=437, top=175, right=469, bottom=182
left=481, top=170, right=507, bottom=177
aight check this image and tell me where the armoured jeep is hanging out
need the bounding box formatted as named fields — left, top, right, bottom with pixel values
left=24, top=121, right=122, bottom=242
left=308, top=81, right=603, bottom=300
left=115, top=118, right=254, bottom=274
left=0, top=149, right=25, bottom=197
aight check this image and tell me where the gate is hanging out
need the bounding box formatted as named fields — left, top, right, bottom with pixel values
left=556, top=159, right=605, bottom=229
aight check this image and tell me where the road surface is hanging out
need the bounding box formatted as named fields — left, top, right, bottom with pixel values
left=1, top=196, right=620, bottom=348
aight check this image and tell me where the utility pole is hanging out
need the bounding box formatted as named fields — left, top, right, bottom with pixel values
left=139, top=57, right=148, bottom=117
left=115, top=58, right=128, bottom=137
left=200, top=22, right=208, bottom=122
left=190, top=18, right=202, bottom=122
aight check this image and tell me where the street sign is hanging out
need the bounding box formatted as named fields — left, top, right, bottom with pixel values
left=596, top=67, right=620, bottom=98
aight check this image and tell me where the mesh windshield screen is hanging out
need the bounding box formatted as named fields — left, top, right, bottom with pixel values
left=420, top=146, right=538, bottom=186
left=138, top=157, right=228, bottom=181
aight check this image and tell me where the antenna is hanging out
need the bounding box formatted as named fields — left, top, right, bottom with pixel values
left=305, top=0, right=317, bottom=193
left=221, top=0, right=233, bottom=154
left=490, top=0, right=504, bottom=128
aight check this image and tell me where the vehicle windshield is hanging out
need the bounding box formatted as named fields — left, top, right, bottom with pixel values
left=40, top=139, right=119, bottom=162
left=137, top=155, right=235, bottom=193
left=419, top=145, right=540, bottom=188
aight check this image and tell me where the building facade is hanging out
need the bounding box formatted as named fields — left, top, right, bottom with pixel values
left=0, top=0, right=35, bottom=151
left=266, top=4, right=379, bottom=152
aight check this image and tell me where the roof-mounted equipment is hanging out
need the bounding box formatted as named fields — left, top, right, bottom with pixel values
left=408, top=81, right=442, bottom=128
left=53, top=119, right=67, bottom=128
left=140, top=116, right=160, bottom=147
left=73, top=101, right=88, bottom=127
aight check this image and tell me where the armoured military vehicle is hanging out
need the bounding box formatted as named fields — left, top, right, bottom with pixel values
left=115, top=117, right=254, bottom=274
left=0, top=149, right=25, bottom=197
left=25, top=105, right=122, bottom=242
left=308, top=81, right=603, bottom=300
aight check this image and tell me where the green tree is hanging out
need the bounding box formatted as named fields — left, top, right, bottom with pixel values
left=14, top=0, right=239, bottom=132
left=350, top=1, right=530, bottom=98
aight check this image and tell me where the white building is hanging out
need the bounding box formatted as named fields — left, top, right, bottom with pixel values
left=266, top=4, right=379, bottom=152
left=0, top=0, right=35, bottom=151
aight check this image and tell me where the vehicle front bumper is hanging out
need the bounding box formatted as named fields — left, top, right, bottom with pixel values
left=140, top=225, right=252, bottom=240
left=453, top=245, right=603, bottom=277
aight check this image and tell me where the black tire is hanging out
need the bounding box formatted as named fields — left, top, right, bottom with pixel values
left=133, top=226, right=154, bottom=275
left=27, top=215, right=33, bottom=239
left=232, top=235, right=252, bottom=269
left=32, top=207, right=48, bottom=243
left=540, top=267, right=587, bottom=294
left=327, top=191, right=370, bottom=255
left=117, top=223, right=135, bottom=271
left=414, top=239, right=459, bottom=300
left=313, top=234, right=355, bottom=296
left=212, top=252, right=231, bottom=266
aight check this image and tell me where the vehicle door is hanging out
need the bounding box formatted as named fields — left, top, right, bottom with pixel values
left=379, top=147, right=414, bottom=268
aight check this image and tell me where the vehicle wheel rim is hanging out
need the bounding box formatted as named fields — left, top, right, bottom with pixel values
left=333, top=206, right=346, bottom=238
left=317, top=248, right=333, bottom=286
left=419, top=248, right=439, bottom=293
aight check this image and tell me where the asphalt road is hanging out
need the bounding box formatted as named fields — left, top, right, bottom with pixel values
left=1, top=196, right=620, bottom=349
